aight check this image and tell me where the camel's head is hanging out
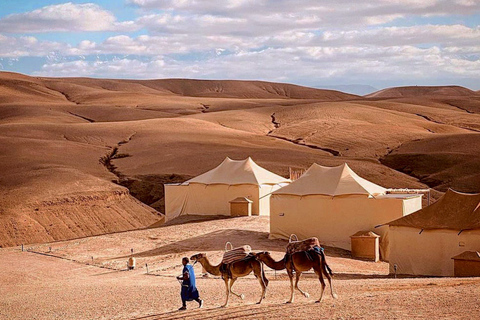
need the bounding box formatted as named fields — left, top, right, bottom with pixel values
left=190, top=253, right=206, bottom=262
left=255, top=251, right=271, bottom=259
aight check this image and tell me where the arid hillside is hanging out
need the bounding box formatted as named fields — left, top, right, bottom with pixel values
left=366, top=85, right=477, bottom=99
left=1, top=71, right=479, bottom=247
left=381, top=133, right=480, bottom=192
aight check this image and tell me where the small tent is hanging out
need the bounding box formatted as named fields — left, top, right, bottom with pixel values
left=387, top=189, right=480, bottom=276
left=164, top=157, right=290, bottom=221
left=269, top=163, right=422, bottom=254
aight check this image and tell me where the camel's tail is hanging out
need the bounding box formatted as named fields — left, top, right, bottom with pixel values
left=255, top=255, right=269, bottom=288
left=318, top=248, right=334, bottom=277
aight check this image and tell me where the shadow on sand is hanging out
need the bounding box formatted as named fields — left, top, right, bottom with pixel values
left=330, top=273, right=391, bottom=280
left=154, top=214, right=234, bottom=228
left=115, top=228, right=352, bottom=261
left=130, top=301, right=313, bottom=320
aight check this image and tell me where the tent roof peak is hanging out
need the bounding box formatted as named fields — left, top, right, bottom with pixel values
left=273, top=162, right=386, bottom=197
left=387, top=189, right=480, bottom=229
left=186, top=157, right=291, bottom=186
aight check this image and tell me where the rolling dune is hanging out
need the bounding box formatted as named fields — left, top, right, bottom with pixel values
left=366, top=85, right=478, bottom=99
left=1, top=71, right=479, bottom=246
left=381, top=133, right=480, bottom=193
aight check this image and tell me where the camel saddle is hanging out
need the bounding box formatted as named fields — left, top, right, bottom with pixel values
left=286, top=235, right=321, bottom=255
left=222, top=243, right=252, bottom=264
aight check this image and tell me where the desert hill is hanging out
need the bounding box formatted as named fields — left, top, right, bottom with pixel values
left=381, top=133, right=480, bottom=192
left=366, top=85, right=477, bottom=99
left=1, top=71, right=479, bottom=247
left=43, top=77, right=360, bottom=100
left=0, top=72, right=66, bottom=105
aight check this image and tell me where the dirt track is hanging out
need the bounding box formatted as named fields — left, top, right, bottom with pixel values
left=2, top=216, right=480, bottom=319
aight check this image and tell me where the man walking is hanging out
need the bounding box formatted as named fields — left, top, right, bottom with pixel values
left=177, top=257, right=203, bottom=310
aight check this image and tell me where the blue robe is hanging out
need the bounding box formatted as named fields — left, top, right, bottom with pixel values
left=181, top=264, right=199, bottom=301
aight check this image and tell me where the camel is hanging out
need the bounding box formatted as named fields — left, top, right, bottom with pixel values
left=256, top=250, right=337, bottom=303
left=190, top=253, right=269, bottom=307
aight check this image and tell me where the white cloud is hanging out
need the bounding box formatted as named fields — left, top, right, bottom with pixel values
left=74, top=25, right=480, bottom=56
left=1, top=1, right=479, bottom=89
left=36, top=58, right=166, bottom=78
left=129, top=0, right=480, bottom=27
left=0, top=2, right=138, bottom=33
left=1, top=22, right=479, bottom=78
left=318, top=25, right=480, bottom=47
left=34, top=44, right=480, bottom=86
left=0, top=34, right=69, bottom=57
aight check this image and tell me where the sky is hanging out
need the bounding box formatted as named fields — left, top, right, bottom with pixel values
left=0, top=0, right=479, bottom=90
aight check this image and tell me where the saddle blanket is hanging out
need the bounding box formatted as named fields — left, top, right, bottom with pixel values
left=222, top=245, right=252, bottom=264
left=286, top=237, right=320, bottom=255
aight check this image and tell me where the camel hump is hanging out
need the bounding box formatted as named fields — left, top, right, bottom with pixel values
left=286, top=237, right=321, bottom=255
left=222, top=244, right=252, bottom=264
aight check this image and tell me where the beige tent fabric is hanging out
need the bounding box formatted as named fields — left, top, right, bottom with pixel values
left=388, top=189, right=480, bottom=230
left=270, top=194, right=422, bottom=252
left=388, top=227, right=480, bottom=276
left=269, top=163, right=419, bottom=255
left=165, top=184, right=259, bottom=221
left=187, top=157, right=291, bottom=186
left=165, top=157, right=290, bottom=221
left=386, top=189, right=480, bottom=276
left=273, top=163, right=386, bottom=197
left=165, top=184, right=189, bottom=221
left=259, top=184, right=280, bottom=217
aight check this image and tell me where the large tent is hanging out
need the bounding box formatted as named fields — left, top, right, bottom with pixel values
left=387, top=189, right=480, bottom=276
left=164, top=157, right=291, bottom=221
left=269, top=163, right=422, bottom=254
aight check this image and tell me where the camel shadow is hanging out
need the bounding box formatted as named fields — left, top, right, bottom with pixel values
left=130, top=301, right=311, bottom=320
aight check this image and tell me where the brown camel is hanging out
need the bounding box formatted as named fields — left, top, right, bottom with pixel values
left=256, top=250, right=337, bottom=303
left=190, top=253, right=269, bottom=307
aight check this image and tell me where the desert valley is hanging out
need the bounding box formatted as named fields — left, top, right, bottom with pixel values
left=1, top=71, right=480, bottom=319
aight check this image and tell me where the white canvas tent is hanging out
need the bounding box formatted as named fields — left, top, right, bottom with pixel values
left=269, top=163, right=422, bottom=255
left=165, top=157, right=290, bottom=221
left=387, top=189, right=480, bottom=276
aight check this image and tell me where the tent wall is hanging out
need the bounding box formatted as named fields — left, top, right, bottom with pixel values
left=165, top=184, right=259, bottom=221
left=164, top=184, right=189, bottom=221
left=376, top=196, right=424, bottom=259
left=388, top=227, right=480, bottom=276
left=269, top=195, right=417, bottom=251
left=258, top=184, right=284, bottom=216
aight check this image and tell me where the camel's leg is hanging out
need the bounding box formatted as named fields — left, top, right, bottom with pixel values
left=229, top=278, right=245, bottom=300
left=261, top=263, right=269, bottom=299
left=294, top=272, right=310, bottom=298
left=221, top=277, right=230, bottom=308
left=314, top=268, right=326, bottom=303
left=287, top=272, right=295, bottom=303
left=322, top=266, right=338, bottom=299
left=253, top=263, right=267, bottom=304
left=321, top=255, right=338, bottom=299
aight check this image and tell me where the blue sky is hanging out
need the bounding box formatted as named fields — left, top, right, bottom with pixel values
left=0, top=0, right=479, bottom=90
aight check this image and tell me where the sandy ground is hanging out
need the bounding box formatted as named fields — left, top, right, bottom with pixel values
left=2, top=216, right=480, bottom=320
